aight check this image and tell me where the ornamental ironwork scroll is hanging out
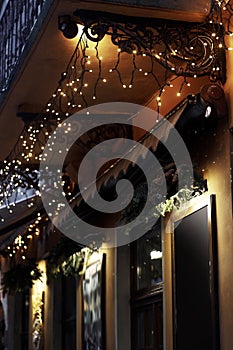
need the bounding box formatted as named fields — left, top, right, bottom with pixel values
left=75, top=10, right=226, bottom=82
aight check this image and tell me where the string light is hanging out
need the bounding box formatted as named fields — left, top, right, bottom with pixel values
left=4, top=212, right=44, bottom=260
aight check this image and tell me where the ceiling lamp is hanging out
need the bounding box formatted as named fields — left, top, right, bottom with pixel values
left=58, top=15, right=78, bottom=39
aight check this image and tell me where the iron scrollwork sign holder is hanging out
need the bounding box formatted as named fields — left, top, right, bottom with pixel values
left=74, top=9, right=226, bottom=83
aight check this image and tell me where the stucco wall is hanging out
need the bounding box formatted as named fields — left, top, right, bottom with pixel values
left=206, top=46, right=233, bottom=349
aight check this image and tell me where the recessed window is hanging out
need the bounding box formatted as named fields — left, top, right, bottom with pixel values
left=131, top=219, right=163, bottom=350
left=62, top=275, right=77, bottom=349
left=135, top=222, right=163, bottom=292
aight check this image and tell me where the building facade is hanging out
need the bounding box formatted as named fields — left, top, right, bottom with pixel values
left=0, top=1, right=233, bottom=349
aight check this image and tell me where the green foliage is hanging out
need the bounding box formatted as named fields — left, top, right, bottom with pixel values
left=46, top=237, right=84, bottom=279
left=156, top=186, right=206, bottom=217
left=47, top=252, right=84, bottom=279
left=1, top=260, right=42, bottom=295
left=121, top=182, right=207, bottom=224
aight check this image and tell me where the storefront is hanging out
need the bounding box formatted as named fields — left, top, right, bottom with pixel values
left=0, top=1, right=233, bottom=350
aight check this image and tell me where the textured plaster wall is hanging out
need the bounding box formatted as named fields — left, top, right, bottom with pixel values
left=205, top=45, right=233, bottom=349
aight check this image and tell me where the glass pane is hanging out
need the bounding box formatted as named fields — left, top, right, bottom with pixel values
left=135, top=299, right=163, bottom=350
left=21, top=289, right=30, bottom=350
left=62, top=276, right=77, bottom=349
left=136, top=221, right=162, bottom=291
left=137, top=306, right=154, bottom=348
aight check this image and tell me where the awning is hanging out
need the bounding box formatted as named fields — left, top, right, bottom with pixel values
left=51, top=95, right=197, bottom=227
left=0, top=83, right=227, bottom=243
left=54, top=83, right=227, bottom=227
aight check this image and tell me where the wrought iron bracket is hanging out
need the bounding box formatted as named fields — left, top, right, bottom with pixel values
left=74, top=9, right=226, bottom=83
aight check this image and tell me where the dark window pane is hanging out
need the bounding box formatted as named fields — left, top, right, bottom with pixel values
left=21, top=289, right=30, bottom=350
left=133, top=297, right=163, bottom=350
left=62, top=276, right=77, bottom=350
left=136, top=221, right=163, bottom=292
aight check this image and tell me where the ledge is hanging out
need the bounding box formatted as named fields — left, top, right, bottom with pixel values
left=74, top=0, right=212, bottom=22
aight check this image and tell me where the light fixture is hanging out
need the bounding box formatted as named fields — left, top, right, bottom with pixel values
left=150, top=250, right=163, bottom=260
left=58, top=15, right=78, bottom=39
left=205, top=106, right=212, bottom=118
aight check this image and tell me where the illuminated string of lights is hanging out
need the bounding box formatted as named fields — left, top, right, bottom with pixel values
left=3, top=212, right=47, bottom=260
left=1, top=0, right=233, bottom=258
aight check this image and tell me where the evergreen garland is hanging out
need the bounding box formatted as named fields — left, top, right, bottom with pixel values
left=1, top=260, right=43, bottom=295
left=46, top=237, right=88, bottom=280
left=121, top=178, right=207, bottom=224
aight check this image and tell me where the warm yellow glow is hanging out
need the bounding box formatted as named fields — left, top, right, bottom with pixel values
left=30, top=260, right=47, bottom=345
left=32, top=260, right=46, bottom=296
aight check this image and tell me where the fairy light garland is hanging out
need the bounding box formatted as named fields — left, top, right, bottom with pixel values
left=4, top=212, right=47, bottom=260
left=1, top=0, right=233, bottom=258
